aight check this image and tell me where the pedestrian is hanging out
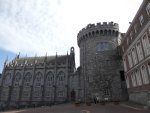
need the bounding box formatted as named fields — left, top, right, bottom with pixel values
left=94, top=96, right=97, bottom=104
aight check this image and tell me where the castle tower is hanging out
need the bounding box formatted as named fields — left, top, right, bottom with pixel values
left=77, top=22, right=128, bottom=102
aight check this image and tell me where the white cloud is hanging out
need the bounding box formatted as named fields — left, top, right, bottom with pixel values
left=0, top=0, right=142, bottom=67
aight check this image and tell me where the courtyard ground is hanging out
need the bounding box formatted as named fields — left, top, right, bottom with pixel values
left=0, top=102, right=150, bottom=113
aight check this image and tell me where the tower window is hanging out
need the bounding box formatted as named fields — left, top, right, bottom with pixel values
left=96, top=42, right=113, bottom=52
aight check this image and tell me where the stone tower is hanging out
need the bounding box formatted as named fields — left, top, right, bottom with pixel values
left=77, top=22, right=128, bottom=102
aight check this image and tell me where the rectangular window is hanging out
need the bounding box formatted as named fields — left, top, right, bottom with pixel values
left=126, top=76, right=130, bottom=88
left=130, top=32, right=133, bottom=40
left=123, top=58, right=127, bottom=72
left=127, top=38, right=129, bottom=45
left=128, top=52, right=133, bottom=68
left=136, top=41, right=144, bottom=61
left=142, top=33, right=150, bottom=56
left=141, top=65, right=149, bottom=84
left=131, top=48, right=138, bottom=65
left=135, top=70, right=142, bottom=86
left=148, top=62, right=150, bottom=74
left=139, top=15, right=144, bottom=26
left=134, top=24, right=137, bottom=33
left=146, top=2, right=150, bottom=16
left=122, top=46, right=124, bottom=52
left=131, top=73, right=137, bottom=87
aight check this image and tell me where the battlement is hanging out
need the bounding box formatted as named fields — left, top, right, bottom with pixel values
left=78, top=22, right=119, bottom=35
left=77, top=22, right=119, bottom=47
left=86, top=22, right=118, bottom=29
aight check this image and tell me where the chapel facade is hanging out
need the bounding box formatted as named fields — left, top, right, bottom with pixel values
left=0, top=47, right=81, bottom=107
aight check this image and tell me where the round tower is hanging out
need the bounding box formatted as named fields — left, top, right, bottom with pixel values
left=77, top=22, right=127, bottom=102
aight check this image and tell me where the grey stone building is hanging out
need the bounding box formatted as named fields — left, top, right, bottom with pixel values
left=0, top=47, right=80, bottom=107
left=0, top=22, right=129, bottom=108
left=77, top=22, right=128, bottom=102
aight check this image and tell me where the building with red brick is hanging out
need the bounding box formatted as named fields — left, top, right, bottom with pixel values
left=121, top=0, right=150, bottom=105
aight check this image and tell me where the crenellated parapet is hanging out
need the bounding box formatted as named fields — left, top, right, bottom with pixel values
left=77, top=22, right=119, bottom=47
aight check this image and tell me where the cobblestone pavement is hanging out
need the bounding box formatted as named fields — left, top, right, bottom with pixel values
left=1, top=102, right=150, bottom=113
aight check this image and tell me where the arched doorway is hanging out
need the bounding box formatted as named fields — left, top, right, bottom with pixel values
left=71, top=89, right=76, bottom=101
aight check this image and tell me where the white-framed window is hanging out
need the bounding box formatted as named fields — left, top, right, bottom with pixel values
left=122, top=46, right=124, bottom=52
left=141, top=65, right=149, bottom=84
left=147, top=61, right=150, bottom=75
left=136, top=41, right=144, bottom=61
left=130, top=32, right=133, bottom=40
left=139, top=15, right=144, bottom=26
left=127, top=38, right=129, bottom=45
left=128, top=52, right=133, bottom=68
left=135, top=69, right=142, bottom=86
left=131, top=72, right=137, bottom=87
left=146, top=2, right=150, bottom=16
left=123, top=58, right=127, bottom=72
left=131, top=48, right=138, bottom=65
left=142, top=33, right=150, bottom=56
left=134, top=24, right=137, bottom=33
left=126, top=76, right=130, bottom=88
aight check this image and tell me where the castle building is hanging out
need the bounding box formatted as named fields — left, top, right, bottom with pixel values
left=77, top=22, right=128, bottom=102
left=1, top=1, right=150, bottom=107
left=0, top=47, right=81, bottom=107
left=121, top=0, right=150, bottom=106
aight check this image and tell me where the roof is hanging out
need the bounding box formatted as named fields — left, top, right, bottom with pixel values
left=7, top=55, right=69, bottom=65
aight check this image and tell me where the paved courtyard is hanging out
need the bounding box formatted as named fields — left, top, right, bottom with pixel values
left=1, top=102, right=150, bottom=113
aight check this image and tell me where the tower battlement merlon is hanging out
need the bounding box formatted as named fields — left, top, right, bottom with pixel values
left=77, top=22, right=119, bottom=47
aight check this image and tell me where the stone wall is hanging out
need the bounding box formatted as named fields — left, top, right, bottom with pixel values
left=129, top=91, right=150, bottom=105
left=77, top=22, right=128, bottom=102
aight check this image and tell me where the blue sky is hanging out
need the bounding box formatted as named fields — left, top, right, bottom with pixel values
left=0, top=48, right=16, bottom=73
left=0, top=0, right=143, bottom=73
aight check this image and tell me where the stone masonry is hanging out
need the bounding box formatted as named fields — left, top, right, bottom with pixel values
left=77, top=22, right=128, bottom=102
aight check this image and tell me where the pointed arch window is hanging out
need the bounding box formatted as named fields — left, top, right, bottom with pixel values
left=57, top=71, right=65, bottom=86
left=24, top=72, right=32, bottom=86
left=46, top=71, right=54, bottom=87
left=3, top=73, right=11, bottom=86
left=34, top=72, right=43, bottom=86
left=13, top=72, right=21, bottom=86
